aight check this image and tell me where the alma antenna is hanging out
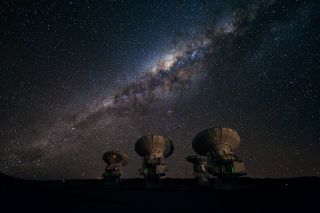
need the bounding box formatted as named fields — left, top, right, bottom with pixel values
left=192, top=127, right=246, bottom=178
left=102, top=150, right=128, bottom=182
left=186, top=155, right=208, bottom=184
left=135, top=134, right=174, bottom=179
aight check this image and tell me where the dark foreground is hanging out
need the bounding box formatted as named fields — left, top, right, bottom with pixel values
left=0, top=173, right=319, bottom=213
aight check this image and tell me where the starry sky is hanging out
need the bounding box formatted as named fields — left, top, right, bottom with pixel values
left=0, top=0, right=319, bottom=180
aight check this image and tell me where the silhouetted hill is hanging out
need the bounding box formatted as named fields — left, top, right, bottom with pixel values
left=0, top=176, right=319, bottom=212
left=0, top=172, right=12, bottom=181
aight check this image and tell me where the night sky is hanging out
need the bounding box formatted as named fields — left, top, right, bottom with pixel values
left=1, top=0, right=319, bottom=180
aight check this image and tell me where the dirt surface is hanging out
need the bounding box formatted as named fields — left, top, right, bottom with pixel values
left=0, top=176, right=319, bottom=212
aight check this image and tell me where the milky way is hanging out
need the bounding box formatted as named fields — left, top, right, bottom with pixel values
left=32, top=7, right=241, bottom=158
left=1, top=0, right=319, bottom=179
